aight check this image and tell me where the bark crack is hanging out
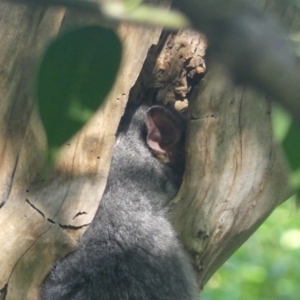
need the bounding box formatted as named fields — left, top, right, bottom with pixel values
left=26, top=199, right=90, bottom=229
left=59, top=223, right=90, bottom=230
left=25, top=199, right=45, bottom=218
left=73, top=211, right=87, bottom=220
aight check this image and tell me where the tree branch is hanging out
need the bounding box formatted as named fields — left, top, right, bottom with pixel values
left=173, top=0, right=300, bottom=124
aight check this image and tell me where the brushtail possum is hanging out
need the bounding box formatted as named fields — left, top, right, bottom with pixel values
left=42, top=105, right=199, bottom=300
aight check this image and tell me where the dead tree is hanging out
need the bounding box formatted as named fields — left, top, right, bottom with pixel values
left=0, top=0, right=293, bottom=299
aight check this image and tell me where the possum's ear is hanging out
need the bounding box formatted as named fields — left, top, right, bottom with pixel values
left=146, top=106, right=185, bottom=165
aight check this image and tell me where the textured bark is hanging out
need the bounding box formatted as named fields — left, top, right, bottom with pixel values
left=172, top=70, right=291, bottom=288
left=173, top=0, right=300, bottom=124
left=0, top=0, right=295, bottom=299
left=0, top=1, right=165, bottom=299
left=131, top=25, right=291, bottom=290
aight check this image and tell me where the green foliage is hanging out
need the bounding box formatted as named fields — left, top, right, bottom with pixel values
left=272, top=106, right=300, bottom=202
left=26, top=0, right=189, bottom=29
left=283, top=121, right=300, bottom=201
left=36, top=25, right=122, bottom=163
left=101, top=1, right=190, bottom=29
left=202, top=199, right=300, bottom=300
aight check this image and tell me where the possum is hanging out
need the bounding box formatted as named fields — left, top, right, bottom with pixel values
left=41, top=105, right=199, bottom=300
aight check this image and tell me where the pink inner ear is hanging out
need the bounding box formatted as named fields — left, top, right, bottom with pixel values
left=146, top=114, right=167, bottom=154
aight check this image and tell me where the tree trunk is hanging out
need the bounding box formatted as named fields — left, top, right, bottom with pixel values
left=0, top=0, right=293, bottom=299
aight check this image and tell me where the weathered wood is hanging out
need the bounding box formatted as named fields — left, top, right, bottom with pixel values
left=0, top=5, right=65, bottom=297
left=172, top=69, right=291, bottom=288
left=136, top=25, right=291, bottom=290
left=173, top=0, right=300, bottom=124
left=0, top=1, right=166, bottom=299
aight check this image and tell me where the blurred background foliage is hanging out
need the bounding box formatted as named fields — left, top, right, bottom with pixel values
left=202, top=105, right=300, bottom=300
left=202, top=198, right=300, bottom=300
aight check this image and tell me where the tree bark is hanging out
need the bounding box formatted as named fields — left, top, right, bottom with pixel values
left=0, top=0, right=294, bottom=299
left=0, top=1, right=166, bottom=299
left=173, top=0, right=300, bottom=124
left=172, top=69, right=292, bottom=288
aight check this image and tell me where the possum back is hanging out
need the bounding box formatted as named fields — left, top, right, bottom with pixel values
left=42, top=105, right=199, bottom=300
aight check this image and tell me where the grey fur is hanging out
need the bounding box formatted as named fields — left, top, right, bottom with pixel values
left=41, top=105, right=199, bottom=300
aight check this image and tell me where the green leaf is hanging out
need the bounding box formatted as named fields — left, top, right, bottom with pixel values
left=101, top=2, right=190, bottom=29
left=272, top=106, right=300, bottom=203
left=281, top=121, right=300, bottom=204
left=123, top=0, right=143, bottom=10
left=282, top=120, right=300, bottom=171
left=36, top=25, right=122, bottom=161
left=14, top=0, right=190, bottom=29
left=272, top=104, right=292, bottom=143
